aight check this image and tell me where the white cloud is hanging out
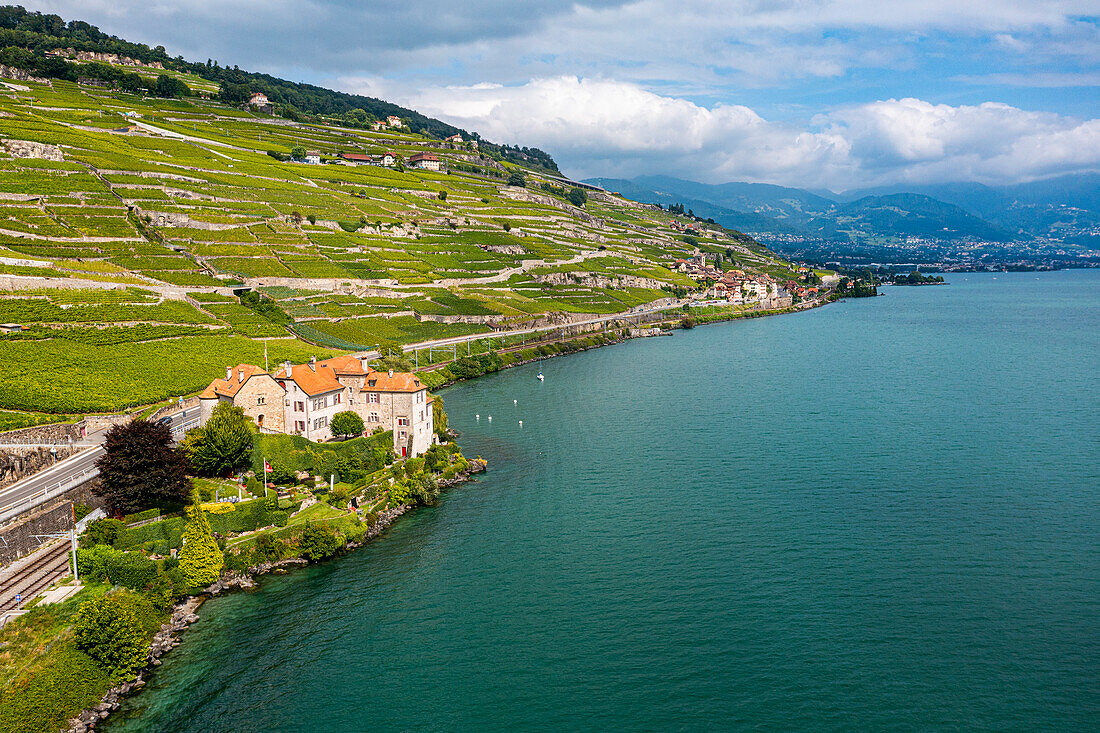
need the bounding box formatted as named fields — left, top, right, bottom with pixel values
left=345, top=76, right=1100, bottom=190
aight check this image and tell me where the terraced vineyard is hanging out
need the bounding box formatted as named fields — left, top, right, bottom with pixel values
left=0, top=69, right=802, bottom=425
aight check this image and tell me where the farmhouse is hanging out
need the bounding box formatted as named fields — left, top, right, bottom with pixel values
left=408, top=152, right=440, bottom=171
left=338, top=152, right=376, bottom=165
left=305, top=150, right=322, bottom=165
left=386, top=115, right=402, bottom=127
left=198, top=356, right=434, bottom=457
left=380, top=152, right=397, bottom=167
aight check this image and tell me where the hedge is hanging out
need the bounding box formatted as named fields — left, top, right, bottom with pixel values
left=114, top=516, right=185, bottom=551
left=0, top=646, right=109, bottom=733
left=76, top=545, right=158, bottom=590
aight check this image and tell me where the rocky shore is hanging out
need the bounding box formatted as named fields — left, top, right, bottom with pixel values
left=63, top=458, right=487, bottom=731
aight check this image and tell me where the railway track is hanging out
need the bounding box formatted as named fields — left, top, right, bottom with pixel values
left=0, top=540, right=71, bottom=612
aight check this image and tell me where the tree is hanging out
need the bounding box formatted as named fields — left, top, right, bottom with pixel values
left=73, top=596, right=148, bottom=682
left=567, top=187, right=588, bottom=207
left=183, top=402, right=254, bottom=476
left=437, top=189, right=447, bottom=201
left=290, top=145, right=306, bottom=160
left=330, top=411, right=364, bottom=441
left=154, top=73, right=188, bottom=98
left=432, top=395, right=448, bottom=437
left=95, top=420, right=192, bottom=515
left=507, top=171, right=525, bottom=187
left=178, top=504, right=223, bottom=587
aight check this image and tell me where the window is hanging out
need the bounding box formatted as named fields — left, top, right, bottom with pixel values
left=295, top=420, right=305, bottom=432
left=368, top=413, right=380, bottom=423
left=312, top=398, right=325, bottom=411
left=399, top=430, right=407, bottom=439
left=416, top=392, right=424, bottom=403
left=257, top=396, right=265, bottom=405
left=334, top=393, right=341, bottom=404
left=368, top=393, right=380, bottom=404
left=397, top=417, right=409, bottom=426
left=313, top=416, right=328, bottom=430
left=295, top=401, right=304, bottom=412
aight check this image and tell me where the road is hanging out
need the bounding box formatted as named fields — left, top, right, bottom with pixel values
left=0, top=407, right=200, bottom=523
left=372, top=298, right=684, bottom=357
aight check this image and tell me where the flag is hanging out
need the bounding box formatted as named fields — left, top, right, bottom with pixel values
left=264, top=459, right=271, bottom=472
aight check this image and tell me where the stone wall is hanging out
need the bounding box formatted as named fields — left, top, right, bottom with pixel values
left=83, top=413, right=133, bottom=433
left=0, top=421, right=84, bottom=445
left=0, top=446, right=83, bottom=489
left=0, top=500, right=73, bottom=566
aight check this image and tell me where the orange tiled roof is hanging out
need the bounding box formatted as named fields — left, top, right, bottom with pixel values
left=274, top=361, right=344, bottom=396
left=200, top=364, right=273, bottom=399
left=362, top=369, right=425, bottom=393
left=317, top=354, right=367, bottom=376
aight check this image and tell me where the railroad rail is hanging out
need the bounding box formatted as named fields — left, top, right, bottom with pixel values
left=0, top=540, right=71, bottom=612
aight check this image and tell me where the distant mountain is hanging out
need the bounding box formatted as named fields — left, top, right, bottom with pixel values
left=818, top=193, right=1013, bottom=242
left=585, top=174, right=1100, bottom=255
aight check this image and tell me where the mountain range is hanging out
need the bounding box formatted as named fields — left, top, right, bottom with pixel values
left=585, top=174, right=1100, bottom=257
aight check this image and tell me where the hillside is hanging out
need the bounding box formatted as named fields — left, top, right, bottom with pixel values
left=0, top=66, right=801, bottom=428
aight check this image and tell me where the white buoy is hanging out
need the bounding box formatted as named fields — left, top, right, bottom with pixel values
left=519, top=420, right=523, bottom=427
left=475, top=414, right=479, bottom=420
left=488, top=415, right=492, bottom=422
left=514, top=399, right=517, bottom=405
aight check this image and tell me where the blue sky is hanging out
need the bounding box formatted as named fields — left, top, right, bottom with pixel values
left=32, top=1, right=1100, bottom=191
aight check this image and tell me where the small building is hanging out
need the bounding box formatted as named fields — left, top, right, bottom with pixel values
left=408, top=152, right=440, bottom=171
left=386, top=115, right=402, bottom=127
left=370, top=121, right=387, bottom=131
left=339, top=152, right=376, bottom=165
left=380, top=152, right=397, bottom=167
left=199, top=364, right=286, bottom=433
left=305, top=151, right=322, bottom=165
left=249, top=92, right=269, bottom=107
left=445, top=134, right=463, bottom=144
left=0, top=323, right=24, bottom=334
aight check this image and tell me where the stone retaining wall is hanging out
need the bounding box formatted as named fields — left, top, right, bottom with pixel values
left=0, top=446, right=83, bottom=489
left=0, top=421, right=84, bottom=444
left=0, top=500, right=73, bottom=566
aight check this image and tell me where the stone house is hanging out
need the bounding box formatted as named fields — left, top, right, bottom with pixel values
left=199, top=364, right=286, bottom=433
left=198, top=356, right=435, bottom=456
left=274, top=357, right=348, bottom=442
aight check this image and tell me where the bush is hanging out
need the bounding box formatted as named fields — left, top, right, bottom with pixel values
left=73, top=596, right=149, bottom=682
left=298, top=524, right=340, bottom=560
left=75, top=545, right=157, bottom=590
left=81, top=518, right=125, bottom=548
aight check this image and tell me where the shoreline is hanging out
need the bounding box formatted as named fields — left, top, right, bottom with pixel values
left=63, top=299, right=826, bottom=731
left=65, top=460, right=486, bottom=733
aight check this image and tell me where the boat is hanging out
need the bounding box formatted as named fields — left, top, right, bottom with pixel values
left=537, top=371, right=544, bottom=381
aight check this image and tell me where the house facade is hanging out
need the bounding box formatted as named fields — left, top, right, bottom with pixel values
left=408, top=152, right=440, bottom=171
left=198, top=356, right=434, bottom=456
left=305, top=151, right=321, bottom=165
left=199, top=364, right=286, bottom=433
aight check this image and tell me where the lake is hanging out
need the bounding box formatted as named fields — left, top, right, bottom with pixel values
left=107, top=270, right=1100, bottom=731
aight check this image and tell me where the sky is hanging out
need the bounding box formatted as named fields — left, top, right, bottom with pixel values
left=30, top=1, right=1100, bottom=191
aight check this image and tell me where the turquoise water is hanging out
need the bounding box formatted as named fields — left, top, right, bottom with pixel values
left=108, top=271, right=1099, bottom=731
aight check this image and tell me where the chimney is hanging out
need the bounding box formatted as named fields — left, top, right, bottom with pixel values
left=238, top=368, right=244, bottom=383
left=283, top=360, right=291, bottom=375
left=226, top=366, right=232, bottom=381
left=388, top=369, right=394, bottom=378
left=309, top=356, right=316, bottom=372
